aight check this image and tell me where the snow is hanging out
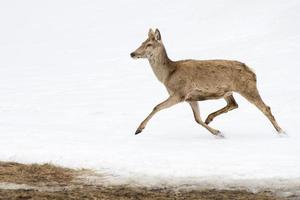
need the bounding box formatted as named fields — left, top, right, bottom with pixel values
left=0, top=0, right=300, bottom=191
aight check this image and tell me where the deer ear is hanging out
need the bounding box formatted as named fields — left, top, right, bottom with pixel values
left=154, top=29, right=161, bottom=41
left=148, top=28, right=155, bottom=38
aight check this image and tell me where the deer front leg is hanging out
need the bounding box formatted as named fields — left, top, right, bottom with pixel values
left=188, top=101, right=223, bottom=137
left=135, top=95, right=183, bottom=135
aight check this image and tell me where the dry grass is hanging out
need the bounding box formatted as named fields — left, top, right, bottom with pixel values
left=0, top=161, right=284, bottom=200
left=0, top=161, right=75, bottom=186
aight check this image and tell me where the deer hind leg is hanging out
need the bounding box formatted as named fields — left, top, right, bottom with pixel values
left=188, top=101, right=223, bottom=137
left=239, top=86, right=283, bottom=133
left=205, top=94, right=238, bottom=125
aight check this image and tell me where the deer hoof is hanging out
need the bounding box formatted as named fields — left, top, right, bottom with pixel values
left=277, top=130, right=288, bottom=137
left=135, top=129, right=143, bottom=135
left=277, top=128, right=286, bottom=134
left=214, top=131, right=225, bottom=139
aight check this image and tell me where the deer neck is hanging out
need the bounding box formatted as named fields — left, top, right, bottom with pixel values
left=147, top=47, right=173, bottom=83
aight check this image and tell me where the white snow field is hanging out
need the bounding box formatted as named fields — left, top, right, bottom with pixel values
left=0, top=0, right=300, bottom=193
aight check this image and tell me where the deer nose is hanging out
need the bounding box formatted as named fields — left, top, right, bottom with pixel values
left=130, top=52, right=136, bottom=58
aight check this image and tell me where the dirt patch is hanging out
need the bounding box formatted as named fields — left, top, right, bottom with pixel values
left=0, top=162, right=285, bottom=200
left=0, top=187, right=282, bottom=200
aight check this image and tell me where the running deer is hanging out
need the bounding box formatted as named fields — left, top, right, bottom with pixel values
left=130, top=28, right=283, bottom=137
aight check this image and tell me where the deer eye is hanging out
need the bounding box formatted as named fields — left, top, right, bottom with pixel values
left=146, top=43, right=152, bottom=47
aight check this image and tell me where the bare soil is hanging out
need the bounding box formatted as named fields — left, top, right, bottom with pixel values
left=0, top=162, right=285, bottom=200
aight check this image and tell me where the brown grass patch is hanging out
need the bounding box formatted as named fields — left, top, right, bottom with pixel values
left=0, top=161, right=285, bottom=200
left=0, top=161, right=75, bottom=186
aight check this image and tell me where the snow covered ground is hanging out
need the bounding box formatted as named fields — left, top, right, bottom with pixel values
left=0, top=0, right=300, bottom=192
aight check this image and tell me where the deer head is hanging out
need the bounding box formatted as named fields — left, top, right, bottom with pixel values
left=130, top=28, right=164, bottom=59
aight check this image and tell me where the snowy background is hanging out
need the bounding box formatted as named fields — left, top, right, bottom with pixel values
left=0, top=0, right=300, bottom=191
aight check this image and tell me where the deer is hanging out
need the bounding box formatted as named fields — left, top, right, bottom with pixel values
left=130, top=28, right=284, bottom=137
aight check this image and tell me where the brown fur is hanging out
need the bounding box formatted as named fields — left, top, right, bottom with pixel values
left=131, top=29, right=283, bottom=136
